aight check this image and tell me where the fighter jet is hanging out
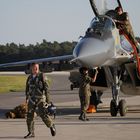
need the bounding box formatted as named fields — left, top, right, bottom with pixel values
left=73, top=0, right=140, bottom=117
left=0, top=0, right=140, bottom=117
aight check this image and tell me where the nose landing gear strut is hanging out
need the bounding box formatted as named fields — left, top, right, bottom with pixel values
left=110, top=66, right=128, bottom=117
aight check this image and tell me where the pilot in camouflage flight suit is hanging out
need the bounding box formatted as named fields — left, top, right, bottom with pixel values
left=78, top=67, right=98, bottom=121
left=114, top=6, right=139, bottom=52
left=24, top=63, right=56, bottom=139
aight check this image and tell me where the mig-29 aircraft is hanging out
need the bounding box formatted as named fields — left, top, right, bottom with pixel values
left=72, top=0, right=140, bottom=116
left=0, top=0, right=140, bottom=117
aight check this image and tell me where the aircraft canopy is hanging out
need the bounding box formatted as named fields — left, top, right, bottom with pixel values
left=91, top=0, right=121, bottom=15
left=89, top=16, right=115, bottom=31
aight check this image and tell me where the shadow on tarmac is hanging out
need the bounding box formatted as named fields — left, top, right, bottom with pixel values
left=56, top=107, right=80, bottom=116
left=1, top=105, right=140, bottom=120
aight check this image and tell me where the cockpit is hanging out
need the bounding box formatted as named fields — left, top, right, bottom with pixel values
left=90, top=16, right=115, bottom=31
left=84, top=0, right=123, bottom=39
left=85, top=16, right=115, bottom=38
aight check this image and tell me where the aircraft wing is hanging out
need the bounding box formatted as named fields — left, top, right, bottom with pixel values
left=0, top=55, right=74, bottom=68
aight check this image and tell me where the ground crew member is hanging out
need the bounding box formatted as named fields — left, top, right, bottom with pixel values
left=87, top=68, right=103, bottom=113
left=114, top=6, right=139, bottom=52
left=24, top=63, right=56, bottom=138
left=78, top=67, right=98, bottom=121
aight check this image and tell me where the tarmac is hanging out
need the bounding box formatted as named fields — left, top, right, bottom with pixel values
left=0, top=98, right=140, bottom=140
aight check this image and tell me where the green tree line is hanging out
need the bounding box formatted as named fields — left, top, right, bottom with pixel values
left=0, top=40, right=77, bottom=64
left=1, top=37, right=140, bottom=64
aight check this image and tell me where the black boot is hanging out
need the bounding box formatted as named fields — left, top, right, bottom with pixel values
left=50, top=124, right=56, bottom=136
left=79, top=113, right=86, bottom=121
left=84, top=113, right=89, bottom=121
left=24, top=132, right=35, bottom=139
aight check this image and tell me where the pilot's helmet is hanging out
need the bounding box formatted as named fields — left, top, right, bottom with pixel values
left=79, top=67, right=88, bottom=74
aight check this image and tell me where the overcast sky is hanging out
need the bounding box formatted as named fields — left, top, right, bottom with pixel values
left=0, top=0, right=140, bottom=45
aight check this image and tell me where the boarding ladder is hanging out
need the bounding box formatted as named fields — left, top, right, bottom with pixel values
left=123, top=34, right=140, bottom=79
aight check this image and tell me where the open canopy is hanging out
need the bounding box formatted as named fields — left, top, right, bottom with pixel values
left=90, top=0, right=122, bottom=16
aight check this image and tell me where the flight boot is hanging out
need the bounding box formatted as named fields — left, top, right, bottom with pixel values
left=79, top=112, right=84, bottom=121
left=50, top=124, right=56, bottom=136
left=79, top=113, right=89, bottom=121
left=24, top=132, right=35, bottom=139
left=84, top=113, right=89, bottom=121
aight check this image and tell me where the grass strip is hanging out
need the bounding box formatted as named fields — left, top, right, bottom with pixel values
left=0, top=75, right=27, bottom=93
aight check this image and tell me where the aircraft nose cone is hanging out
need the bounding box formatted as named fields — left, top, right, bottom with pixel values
left=73, top=37, right=115, bottom=67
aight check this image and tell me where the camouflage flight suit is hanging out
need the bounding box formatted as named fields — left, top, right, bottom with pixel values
left=25, top=72, right=53, bottom=135
left=116, top=12, right=138, bottom=48
left=78, top=73, right=94, bottom=120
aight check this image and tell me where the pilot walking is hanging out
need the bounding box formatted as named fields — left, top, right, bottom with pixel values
left=24, top=63, right=56, bottom=138
left=78, top=67, right=98, bottom=121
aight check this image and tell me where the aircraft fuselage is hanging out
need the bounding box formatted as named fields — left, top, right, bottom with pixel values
left=73, top=16, right=130, bottom=68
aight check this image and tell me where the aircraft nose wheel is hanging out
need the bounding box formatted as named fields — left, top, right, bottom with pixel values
left=119, top=99, right=127, bottom=116
left=110, top=99, right=118, bottom=116
left=110, top=99, right=127, bottom=116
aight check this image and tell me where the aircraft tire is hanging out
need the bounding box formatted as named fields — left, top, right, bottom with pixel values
left=119, top=99, right=127, bottom=116
left=70, top=84, right=74, bottom=90
left=110, top=100, right=118, bottom=116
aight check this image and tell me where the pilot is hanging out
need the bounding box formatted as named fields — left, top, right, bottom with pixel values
left=24, top=63, right=56, bottom=138
left=114, top=6, right=139, bottom=53
left=78, top=67, right=98, bottom=121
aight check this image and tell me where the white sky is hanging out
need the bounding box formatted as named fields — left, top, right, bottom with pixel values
left=0, top=0, right=140, bottom=45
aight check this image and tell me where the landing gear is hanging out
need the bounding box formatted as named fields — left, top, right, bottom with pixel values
left=119, top=99, right=127, bottom=116
left=110, top=99, right=118, bottom=116
left=110, top=66, right=127, bottom=117
left=110, top=99, right=127, bottom=117
left=70, top=84, right=74, bottom=90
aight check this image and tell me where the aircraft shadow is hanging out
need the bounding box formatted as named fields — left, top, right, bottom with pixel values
left=55, top=106, right=140, bottom=116
left=1, top=106, right=140, bottom=119
left=56, top=107, right=80, bottom=116
left=55, top=107, right=118, bottom=116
